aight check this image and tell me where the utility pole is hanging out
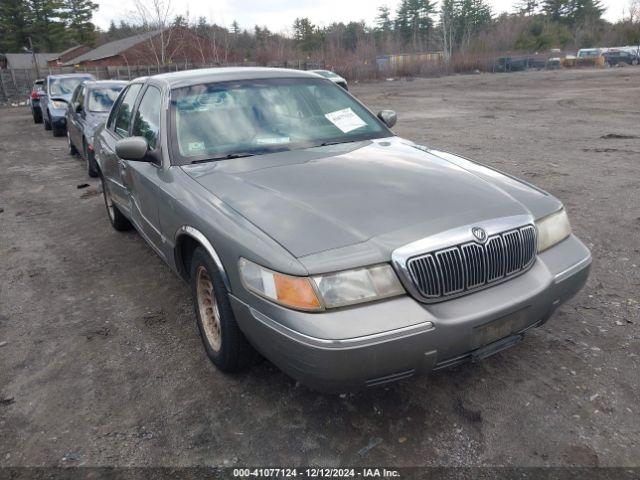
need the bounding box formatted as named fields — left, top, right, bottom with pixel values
left=28, top=37, right=40, bottom=79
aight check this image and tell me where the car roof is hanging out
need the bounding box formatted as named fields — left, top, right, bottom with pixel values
left=82, top=80, right=128, bottom=88
left=47, top=73, right=95, bottom=79
left=149, top=67, right=320, bottom=89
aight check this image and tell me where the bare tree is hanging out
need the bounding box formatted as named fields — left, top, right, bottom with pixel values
left=132, top=0, right=174, bottom=65
left=626, top=0, right=640, bottom=23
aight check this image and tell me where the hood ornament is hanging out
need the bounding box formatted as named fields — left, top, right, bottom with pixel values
left=472, top=227, right=487, bottom=243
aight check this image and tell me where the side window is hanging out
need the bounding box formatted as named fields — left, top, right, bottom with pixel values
left=106, top=87, right=127, bottom=130
left=77, top=87, right=85, bottom=110
left=132, top=86, right=162, bottom=150
left=71, top=85, right=81, bottom=105
left=113, top=84, right=142, bottom=137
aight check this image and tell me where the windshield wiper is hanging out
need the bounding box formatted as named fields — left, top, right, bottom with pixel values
left=311, top=140, right=356, bottom=148
left=191, top=153, right=256, bottom=164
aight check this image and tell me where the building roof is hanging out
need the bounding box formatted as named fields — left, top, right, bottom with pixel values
left=3, top=53, right=58, bottom=69
left=65, top=30, right=162, bottom=65
left=48, top=45, right=88, bottom=61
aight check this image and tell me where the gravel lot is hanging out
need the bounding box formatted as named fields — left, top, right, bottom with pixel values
left=0, top=67, right=639, bottom=468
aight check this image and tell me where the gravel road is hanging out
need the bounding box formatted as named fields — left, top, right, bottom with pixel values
left=0, top=67, right=638, bottom=467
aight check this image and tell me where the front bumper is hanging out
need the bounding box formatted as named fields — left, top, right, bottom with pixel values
left=49, top=109, right=67, bottom=130
left=231, top=234, right=591, bottom=392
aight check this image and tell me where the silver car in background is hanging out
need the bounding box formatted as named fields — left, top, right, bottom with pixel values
left=66, top=80, right=128, bottom=177
left=95, top=68, right=591, bottom=392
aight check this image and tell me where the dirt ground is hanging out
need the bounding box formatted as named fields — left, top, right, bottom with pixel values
left=0, top=67, right=639, bottom=468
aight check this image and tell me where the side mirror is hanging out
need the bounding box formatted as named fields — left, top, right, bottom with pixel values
left=115, top=136, right=150, bottom=161
left=377, top=110, right=397, bottom=128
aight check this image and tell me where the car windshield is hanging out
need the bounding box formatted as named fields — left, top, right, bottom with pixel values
left=170, top=77, right=389, bottom=164
left=49, top=77, right=88, bottom=96
left=88, top=86, right=124, bottom=112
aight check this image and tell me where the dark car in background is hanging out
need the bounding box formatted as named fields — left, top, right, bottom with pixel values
left=67, top=80, right=127, bottom=177
left=42, top=73, right=95, bottom=136
left=29, top=79, right=45, bottom=124
left=311, top=70, right=348, bottom=90
left=603, top=49, right=639, bottom=67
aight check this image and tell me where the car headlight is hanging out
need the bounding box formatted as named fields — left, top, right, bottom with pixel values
left=535, top=208, right=571, bottom=252
left=238, top=258, right=405, bottom=311
left=51, top=100, right=67, bottom=109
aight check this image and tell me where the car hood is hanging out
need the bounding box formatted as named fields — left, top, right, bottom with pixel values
left=182, top=137, right=558, bottom=263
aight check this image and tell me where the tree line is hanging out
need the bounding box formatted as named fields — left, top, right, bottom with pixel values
left=0, top=0, right=97, bottom=52
left=1, top=0, right=639, bottom=64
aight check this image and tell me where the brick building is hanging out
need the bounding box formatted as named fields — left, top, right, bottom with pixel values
left=47, top=45, right=91, bottom=66
left=64, top=28, right=228, bottom=67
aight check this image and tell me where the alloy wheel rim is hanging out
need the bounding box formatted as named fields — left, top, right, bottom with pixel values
left=196, top=266, right=222, bottom=352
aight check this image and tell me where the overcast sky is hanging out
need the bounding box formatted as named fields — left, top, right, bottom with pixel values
left=94, top=0, right=626, bottom=34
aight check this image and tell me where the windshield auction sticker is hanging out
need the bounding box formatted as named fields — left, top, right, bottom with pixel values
left=325, top=108, right=367, bottom=133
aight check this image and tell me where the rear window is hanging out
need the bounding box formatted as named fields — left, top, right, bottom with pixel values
left=49, top=77, right=91, bottom=96
left=88, top=86, right=125, bottom=113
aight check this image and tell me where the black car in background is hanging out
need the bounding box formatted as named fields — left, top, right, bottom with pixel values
left=42, top=73, right=95, bottom=136
left=66, top=80, right=127, bottom=177
left=603, top=50, right=639, bottom=67
left=29, top=79, right=45, bottom=123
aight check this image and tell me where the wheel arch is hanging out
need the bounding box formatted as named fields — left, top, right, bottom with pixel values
left=174, top=226, right=231, bottom=291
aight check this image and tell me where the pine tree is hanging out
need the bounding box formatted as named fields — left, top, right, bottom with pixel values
left=0, top=0, right=31, bottom=51
left=64, top=0, right=97, bottom=45
left=541, top=0, right=571, bottom=22
left=28, top=0, right=68, bottom=51
left=395, top=0, right=436, bottom=49
left=376, top=6, right=394, bottom=32
left=515, top=0, right=540, bottom=15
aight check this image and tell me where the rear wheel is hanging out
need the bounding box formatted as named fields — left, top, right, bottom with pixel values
left=33, top=109, right=42, bottom=124
left=67, top=131, right=78, bottom=155
left=190, top=247, right=256, bottom=372
left=85, top=140, right=99, bottom=178
left=100, top=176, right=132, bottom=231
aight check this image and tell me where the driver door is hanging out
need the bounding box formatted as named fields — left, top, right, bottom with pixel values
left=122, top=84, right=165, bottom=255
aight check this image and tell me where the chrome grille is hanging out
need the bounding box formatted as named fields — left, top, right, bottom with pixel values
left=406, top=225, right=537, bottom=302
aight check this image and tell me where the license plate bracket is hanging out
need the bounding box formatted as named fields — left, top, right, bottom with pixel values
left=472, top=307, right=532, bottom=350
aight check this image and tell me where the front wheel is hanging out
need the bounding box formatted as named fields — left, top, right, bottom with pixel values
left=190, top=247, right=256, bottom=372
left=100, top=176, right=132, bottom=231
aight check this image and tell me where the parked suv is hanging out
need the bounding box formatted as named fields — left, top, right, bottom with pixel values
left=603, top=50, right=639, bottom=67
left=42, top=73, right=95, bottom=136
left=95, top=68, right=591, bottom=392
left=29, top=79, right=45, bottom=123
left=66, top=80, right=127, bottom=177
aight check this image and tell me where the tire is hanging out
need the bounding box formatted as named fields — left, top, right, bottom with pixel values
left=85, top=140, right=99, bottom=178
left=190, top=247, right=256, bottom=372
left=53, top=127, right=65, bottom=137
left=33, top=109, right=42, bottom=124
left=44, top=112, right=52, bottom=131
left=100, top=176, right=132, bottom=231
left=68, top=131, right=78, bottom=155
left=632, top=59, right=639, bottom=66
